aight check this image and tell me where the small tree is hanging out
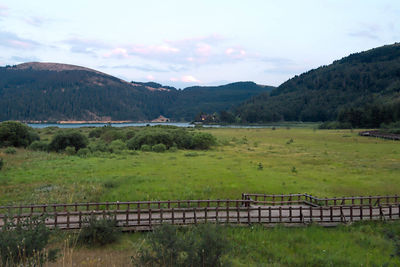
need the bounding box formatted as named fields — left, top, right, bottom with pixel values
left=0, top=121, right=39, bottom=148
left=49, top=130, right=88, bottom=152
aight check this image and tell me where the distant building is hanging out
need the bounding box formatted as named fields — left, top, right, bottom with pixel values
left=151, top=115, right=170, bottom=122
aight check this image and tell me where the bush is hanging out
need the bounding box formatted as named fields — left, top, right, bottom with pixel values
left=140, top=144, right=152, bottom=152
left=100, top=129, right=125, bottom=143
left=0, top=158, right=3, bottom=170
left=319, top=121, right=352, bottom=129
left=65, top=146, right=76, bottom=155
left=133, top=224, right=230, bottom=267
left=0, top=216, right=58, bottom=266
left=28, top=140, right=49, bottom=152
left=152, top=143, right=166, bottom=152
left=88, top=127, right=103, bottom=138
left=77, top=215, right=120, bottom=246
left=49, top=130, right=88, bottom=152
left=109, top=139, right=126, bottom=153
left=0, top=121, right=39, bottom=148
left=127, top=128, right=174, bottom=150
left=4, top=147, right=16, bottom=154
left=192, top=132, right=216, bottom=150
left=88, top=140, right=109, bottom=153
left=77, top=148, right=90, bottom=157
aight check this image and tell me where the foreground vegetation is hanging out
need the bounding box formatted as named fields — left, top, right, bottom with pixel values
left=1, top=123, right=400, bottom=265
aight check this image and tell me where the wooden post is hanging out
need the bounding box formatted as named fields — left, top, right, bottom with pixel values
left=330, top=206, right=333, bottom=222
left=172, top=208, right=175, bottom=224
left=247, top=205, right=251, bottom=224
left=78, top=211, right=82, bottom=228
left=226, top=201, right=229, bottom=223
left=279, top=207, right=282, bottom=223
left=194, top=207, right=197, bottom=224
left=138, top=206, right=141, bottom=225
left=216, top=204, right=219, bottom=223
left=360, top=206, right=363, bottom=220
left=160, top=208, right=163, bottom=224
left=309, top=206, right=313, bottom=222
left=300, top=206, right=303, bottom=223
left=183, top=208, right=186, bottom=224
left=369, top=205, right=372, bottom=220
left=389, top=205, right=392, bottom=219
left=320, top=207, right=323, bottom=222
left=205, top=207, right=208, bottom=223
left=149, top=208, right=152, bottom=227
left=350, top=206, right=353, bottom=222
left=269, top=207, right=272, bottom=223
left=258, top=206, right=261, bottom=223
left=54, top=212, right=58, bottom=228
left=289, top=206, right=292, bottom=223
left=236, top=202, right=240, bottom=224
left=66, top=211, right=70, bottom=230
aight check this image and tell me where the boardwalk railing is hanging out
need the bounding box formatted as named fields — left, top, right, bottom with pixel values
left=242, top=193, right=400, bottom=207
left=0, top=193, right=399, bottom=230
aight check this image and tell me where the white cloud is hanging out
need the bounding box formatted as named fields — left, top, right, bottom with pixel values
left=181, top=75, right=200, bottom=83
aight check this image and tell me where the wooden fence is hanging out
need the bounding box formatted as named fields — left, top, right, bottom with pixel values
left=0, top=193, right=399, bottom=230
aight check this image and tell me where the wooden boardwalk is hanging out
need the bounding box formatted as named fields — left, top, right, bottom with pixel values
left=1, top=193, right=399, bottom=230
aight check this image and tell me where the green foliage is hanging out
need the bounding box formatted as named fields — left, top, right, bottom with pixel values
left=49, top=130, right=88, bottom=152
left=0, top=216, right=58, bottom=266
left=0, top=121, right=39, bottom=148
left=77, top=148, right=90, bottom=157
left=77, top=215, right=120, bottom=246
left=126, top=126, right=216, bottom=151
left=100, top=129, right=125, bottom=143
left=4, top=147, right=16, bottom=154
left=192, top=132, right=216, bottom=149
left=140, top=144, right=152, bottom=152
left=65, top=146, right=76, bottom=155
left=28, top=140, right=49, bottom=151
left=152, top=143, right=166, bottom=152
left=88, top=139, right=109, bottom=153
left=0, top=158, right=3, bottom=170
left=109, top=139, right=126, bottom=153
left=133, top=224, right=230, bottom=267
left=88, top=127, right=103, bottom=138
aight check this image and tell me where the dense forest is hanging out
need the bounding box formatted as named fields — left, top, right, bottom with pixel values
left=230, top=43, right=400, bottom=127
left=0, top=63, right=271, bottom=122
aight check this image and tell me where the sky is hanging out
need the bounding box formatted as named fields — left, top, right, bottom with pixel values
left=0, top=0, right=399, bottom=88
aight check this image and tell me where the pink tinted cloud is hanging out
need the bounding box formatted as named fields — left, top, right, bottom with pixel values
left=131, top=44, right=179, bottom=55
left=225, top=47, right=246, bottom=58
left=181, top=75, right=200, bottom=83
left=104, top=47, right=129, bottom=58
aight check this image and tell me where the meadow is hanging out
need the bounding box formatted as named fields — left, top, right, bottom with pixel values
left=1, top=126, right=400, bottom=266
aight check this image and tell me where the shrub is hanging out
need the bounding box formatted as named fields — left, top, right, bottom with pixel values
left=0, top=121, right=39, bottom=148
left=133, top=224, right=230, bottom=267
left=4, top=147, right=16, bottom=154
left=49, top=130, right=88, bottom=152
left=0, top=216, right=58, bottom=266
left=77, top=216, right=120, bottom=246
left=28, top=140, right=49, bottom=152
left=109, top=139, right=126, bottom=153
left=319, top=121, right=352, bottom=129
left=100, top=129, right=125, bottom=143
left=140, top=144, right=152, bottom=152
left=152, top=143, right=166, bottom=152
left=127, top=129, right=173, bottom=150
left=65, top=146, right=76, bottom=155
left=192, top=132, right=216, bottom=150
left=88, top=127, right=103, bottom=138
left=88, top=140, right=109, bottom=153
left=0, top=158, right=3, bottom=170
left=77, top=148, right=90, bottom=157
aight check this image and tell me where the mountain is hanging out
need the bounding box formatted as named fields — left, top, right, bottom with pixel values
left=0, top=62, right=272, bottom=122
left=233, top=43, right=400, bottom=127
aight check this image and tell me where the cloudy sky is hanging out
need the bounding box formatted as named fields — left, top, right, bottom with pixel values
left=0, top=0, right=399, bottom=88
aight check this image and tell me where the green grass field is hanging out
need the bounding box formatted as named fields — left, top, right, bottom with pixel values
left=1, top=127, right=400, bottom=266
left=0, top=127, right=399, bottom=205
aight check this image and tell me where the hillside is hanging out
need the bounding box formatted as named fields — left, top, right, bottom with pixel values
left=233, top=43, right=400, bottom=127
left=0, top=62, right=272, bottom=122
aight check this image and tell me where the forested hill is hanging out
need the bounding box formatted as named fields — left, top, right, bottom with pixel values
left=0, top=62, right=272, bottom=121
left=233, top=43, right=400, bottom=127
